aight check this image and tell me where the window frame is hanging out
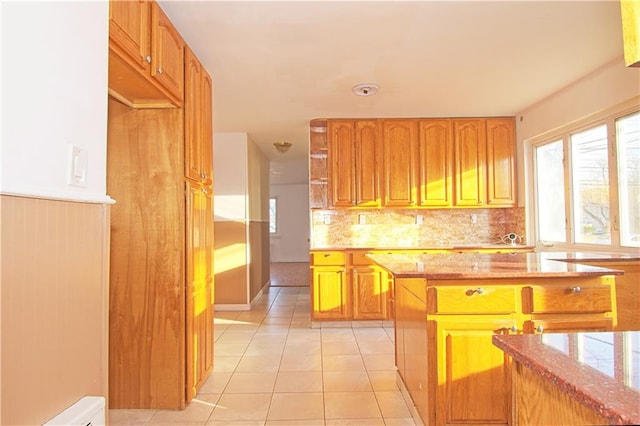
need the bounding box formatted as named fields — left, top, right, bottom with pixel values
left=269, top=196, right=278, bottom=235
left=525, top=99, right=640, bottom=253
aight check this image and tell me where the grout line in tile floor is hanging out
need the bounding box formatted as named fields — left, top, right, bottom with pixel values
left=109, top=286, right=417, bottom=425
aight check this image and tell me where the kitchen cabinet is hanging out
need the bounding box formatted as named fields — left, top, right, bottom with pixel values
left=328, top=120, right=380, bottom=207
left=486, top=119, right=516, bottom=206
left=312, top=116, right=516, bottom=210
left=393, top=274, right=617, bottom=426
left=570, top=260, right=640, bottom=331
left=309, top=119, right=329, bottom=209
left=185, top=47, right=213, bottom=186
left=107, top=35, right=214, bottom=408
left=351, top=264, right=390, bottom=320
left=310, top=249, right=392, bottom=321
left=382, top=119, right=419, bottom=207
left=185, top=181, right=214, bottom=400
left=108, top=0, right=184, bottom=108
left=453, top=119, right=487, bottom=206
left=310, top=251, right=350, bottom=320
left=418, top=119, right=453, bottom=207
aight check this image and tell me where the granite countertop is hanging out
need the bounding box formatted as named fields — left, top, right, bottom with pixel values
left=310, top=244, right=535, bottom=251
left=542, top=251, right=640, bottom=263
left=492, top=331, right=640, bottom=425
left=366, top=252, right=624, bottom=279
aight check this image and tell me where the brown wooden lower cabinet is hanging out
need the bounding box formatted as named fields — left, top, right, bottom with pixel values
left=394, top=275, right=617, bottom=426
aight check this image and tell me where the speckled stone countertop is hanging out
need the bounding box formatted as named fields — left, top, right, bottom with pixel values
left=493, top=332, right=640, bottom=425
left=310, top=244, right=534, bottom=251
left=542, top=251, right=640, bottom=263
left=366, top=252, right=624, bottom=279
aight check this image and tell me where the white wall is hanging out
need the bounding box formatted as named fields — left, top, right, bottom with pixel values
left=213, top=133, right=248, bottom=221
left=270, top=183, right=310, bottom=262
left=1, top=1, right=111, bottom=204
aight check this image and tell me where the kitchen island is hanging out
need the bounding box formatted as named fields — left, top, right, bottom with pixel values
left=493, top=331, right=640, bottom=425
left=368, top=252, right=623, bottom=426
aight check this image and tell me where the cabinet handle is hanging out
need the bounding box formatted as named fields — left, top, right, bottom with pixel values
left=323, top=253, right=331, bottom=257
left=534, top=325, right=544, bottom=333
left=510, top=325, right=518, bottom=333
left=202, top=187, right=209, bottom=194
left=570, top=286, right=582, bottom=293
left=466, top=287, right=484, bottom=295
left=157, top=67, right=164, bottom=74
left=145, top=55, right=151, bottom=63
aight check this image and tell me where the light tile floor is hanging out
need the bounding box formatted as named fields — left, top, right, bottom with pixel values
left=109, top=286, right=417, bottom=425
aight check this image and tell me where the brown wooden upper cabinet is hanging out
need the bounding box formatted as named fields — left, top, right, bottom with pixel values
left=318, top=116, right=516, bottom=209
left=108, top=0, right=184, bottom=108
left=328, top=120, right=381, bottom=207
left=382, top=119, right=419, bottom=207
left=418, top=119, right=454, bottom=207
left=486, top=118, right=516, bottom=206
left=185, top=47, right=213, bottom=186
left=453, top=119, right=487, bottom=206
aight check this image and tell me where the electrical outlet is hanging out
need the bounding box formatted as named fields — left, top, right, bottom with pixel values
left=470, top=214, right=477, bottom=224
left=359, top=214, right=366, bottom=225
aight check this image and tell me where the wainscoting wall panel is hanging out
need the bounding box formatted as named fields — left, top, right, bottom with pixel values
left=0, top=195, right=110, bottom=425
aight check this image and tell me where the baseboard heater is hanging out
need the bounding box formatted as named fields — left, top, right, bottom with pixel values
left=44, top=396, right=105, bottom=426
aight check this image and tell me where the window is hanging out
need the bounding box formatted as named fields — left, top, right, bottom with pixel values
left=617, top=113, right=640, bottom=247
left=570, top=125, right=610, bottom=245
left=530, top=109, right=640, bottom=249
left=269, top=197, right=277, bottom=234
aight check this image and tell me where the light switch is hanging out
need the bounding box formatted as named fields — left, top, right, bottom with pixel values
left=358, top=214, right=366, bottom=225
left=416, top=215, right=423, bottom=225
left=67, top=145, right=88, bottom=187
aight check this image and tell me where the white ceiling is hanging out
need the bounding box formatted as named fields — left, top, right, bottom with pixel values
left=159, top=0, right=625, bottom=185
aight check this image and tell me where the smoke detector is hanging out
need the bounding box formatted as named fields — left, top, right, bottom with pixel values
left=352, top=83, right=380, bottom=96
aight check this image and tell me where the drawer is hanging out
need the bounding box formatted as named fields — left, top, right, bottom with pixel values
left=311, top=251, right=346, bottom=266
left=351, top=251, right=375, bottom=266
left=523, top=285, right=612, bottom=314
left=428, top=286, right=517, bottom=314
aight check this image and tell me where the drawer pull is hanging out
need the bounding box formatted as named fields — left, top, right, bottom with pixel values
left=570, top=286, right=582, bottom=293
left=466, top=288, right=484, bottom=296
left=534, top=325, right=544, bottom=333
left=510, top=325, right=518, bottom=333
left=324, top=253, right=331, bottom=257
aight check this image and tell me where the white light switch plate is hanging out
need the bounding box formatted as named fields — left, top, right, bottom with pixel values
left=67, top=144, right=88, bottom=187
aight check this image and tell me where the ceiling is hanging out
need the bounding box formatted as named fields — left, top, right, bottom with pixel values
left=159, top=0, right=625, bottom=185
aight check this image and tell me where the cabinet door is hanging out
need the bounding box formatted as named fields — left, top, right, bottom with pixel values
left=382, top=119, right=418, bottom=206
left=312, top=267, right=351, bottom=320
left=185, top=49, right=213, bottom=186
left=418, top=119, right=453, bottom=207
left=355, top=120, right=381, bottom=207
left=201, top=71, right=214, bottom=186
left=109, top=0, right=150, bottom=71
left=352, top=267, right=388, bottom=319
left=185, top=182, right=214, bottom=401
left=328, top=120, right=356, bottom=207
left=184, top=48, right=202, bottom=182
left=454, top=119, right=487, bottom=206
left=435, top=318, right=514, bottom=426
left=151, top=2, right=184, bottom=101
left=486, top=118, right=516, bottom=206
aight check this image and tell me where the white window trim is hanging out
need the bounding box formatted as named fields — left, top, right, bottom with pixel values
left=524, top=96, right=640, bottom=253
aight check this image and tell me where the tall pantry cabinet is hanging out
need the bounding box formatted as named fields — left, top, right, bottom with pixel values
left=107, top=0, right=214, bottom=409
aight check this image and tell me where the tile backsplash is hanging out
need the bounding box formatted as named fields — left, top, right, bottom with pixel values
left=311, top=207, right=526, bottom=248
